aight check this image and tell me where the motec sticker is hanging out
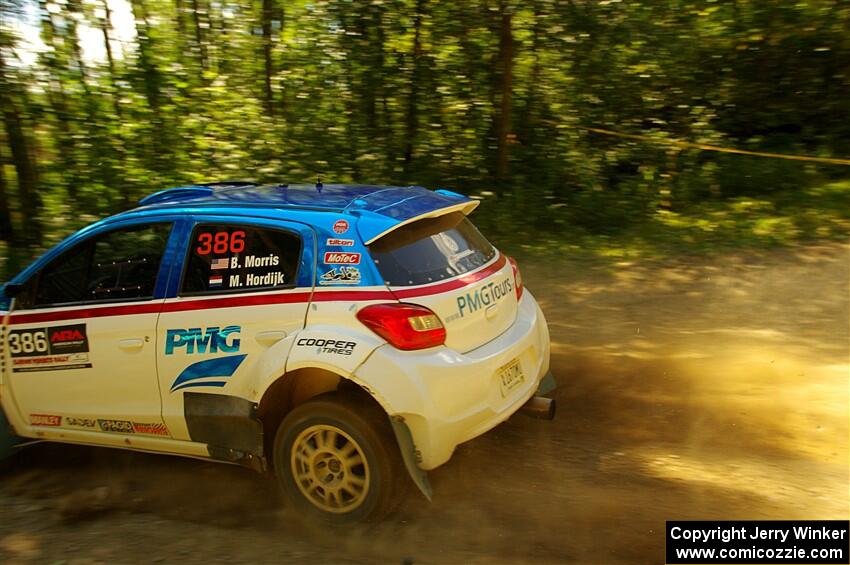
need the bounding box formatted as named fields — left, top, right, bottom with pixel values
left=323, top=252, right=361, bottom=265
left=326, top=238, right=354, bottom=247
left=333, top=219, right=350, bottom=234
left=9, top=324, right=91, bottom=372
left=319, top=266, right=361, bottom=285
left=165, top=326, right=241, bottom=355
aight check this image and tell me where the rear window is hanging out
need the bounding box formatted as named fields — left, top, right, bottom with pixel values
left=369, top=212, right=495, bottom=287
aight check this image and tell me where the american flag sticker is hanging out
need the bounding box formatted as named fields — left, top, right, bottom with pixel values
left=209, top=275, right=223, bottom=288
left=211, top=257, right=229, bottom=270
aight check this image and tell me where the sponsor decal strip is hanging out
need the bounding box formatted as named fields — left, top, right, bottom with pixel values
left=8, top=254, right=505, bottom=324
left=30, top=414, right=62, bottom=426
left=29, top=415, right=168, bottom=436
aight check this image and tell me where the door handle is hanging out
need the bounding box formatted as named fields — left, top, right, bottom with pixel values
left=256, top=330, right=287, bottom=346
left=118, top=338, right=144, bottom=351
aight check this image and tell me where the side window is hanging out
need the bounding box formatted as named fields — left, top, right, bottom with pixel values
left=25, top=223, right=172, bottom=308
left=181, top=224, right=301, bottom=295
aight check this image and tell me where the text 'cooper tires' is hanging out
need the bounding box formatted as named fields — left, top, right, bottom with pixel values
left=272, top=393, right=406, bottom=522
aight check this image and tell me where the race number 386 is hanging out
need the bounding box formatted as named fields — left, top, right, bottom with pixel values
left=196, top=230, right=246, bottom=255
left=8, top=329, right=48, bottom=355
left=8, top=325, right=89, bottom=358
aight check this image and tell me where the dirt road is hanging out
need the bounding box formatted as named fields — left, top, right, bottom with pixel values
left=1, top=242, right=847, bottom=564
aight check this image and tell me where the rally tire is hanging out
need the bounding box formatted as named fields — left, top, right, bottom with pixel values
left=272, top=393, right=406, bottom=523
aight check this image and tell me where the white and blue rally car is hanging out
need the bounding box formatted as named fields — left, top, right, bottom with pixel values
left=0, top=182, right=554, bottom=521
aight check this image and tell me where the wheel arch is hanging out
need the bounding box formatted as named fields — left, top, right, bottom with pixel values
left=256, top=366, right=432, bottom=501
left=256, top=367, right=388, bottom=466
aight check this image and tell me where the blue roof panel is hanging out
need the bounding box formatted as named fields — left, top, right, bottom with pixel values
left=133, top=183, right=478, bottom=243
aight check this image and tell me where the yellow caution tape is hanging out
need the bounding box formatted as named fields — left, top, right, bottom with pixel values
left=578, top=126, right=850, bottom=166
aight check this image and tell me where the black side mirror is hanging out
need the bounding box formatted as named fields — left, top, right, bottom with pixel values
left=3, top=283, right=23, bottom=298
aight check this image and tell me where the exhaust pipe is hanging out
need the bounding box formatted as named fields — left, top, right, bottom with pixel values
left=519, top=396, right=556, bottom=420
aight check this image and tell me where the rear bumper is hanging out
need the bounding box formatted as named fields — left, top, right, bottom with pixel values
left=354, top=289, right=551, bottom=470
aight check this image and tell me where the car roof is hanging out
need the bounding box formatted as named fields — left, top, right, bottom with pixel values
left=120, top=182, right=479, bottom=244
left=4, top=182, right=479, bottom=288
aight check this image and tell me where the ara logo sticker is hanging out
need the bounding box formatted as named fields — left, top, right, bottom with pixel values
left=319, top=266, right=361, bottom=285
left=9, top=324, right=89, bottom=357
left=323, top=252, right=361, bottom=265
left=165, top=326, right=241, bottom=355
left=169, top=354, right=247, bottom=392
left=333, top=219, right=350, bottom=234
left=9, top=324, right=92, bottom=372
left=51, top=327, right=86, bottom=345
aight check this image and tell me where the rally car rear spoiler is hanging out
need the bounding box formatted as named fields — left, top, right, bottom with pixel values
left=355, top=199, right=480, bottom=245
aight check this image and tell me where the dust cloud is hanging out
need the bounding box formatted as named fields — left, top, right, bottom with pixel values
left=1, top=243, right=847, bottom=563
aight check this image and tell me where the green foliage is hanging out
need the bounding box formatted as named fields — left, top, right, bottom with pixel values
left=0, top=0, right=848, bottom=279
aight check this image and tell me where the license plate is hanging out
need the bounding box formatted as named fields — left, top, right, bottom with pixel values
left=498, top=359, right=524, bottom=397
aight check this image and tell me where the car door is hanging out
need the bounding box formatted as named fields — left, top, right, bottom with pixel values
left=156, top=217, right=314, bottom=444
left=4, top=221, right=175, bottom=436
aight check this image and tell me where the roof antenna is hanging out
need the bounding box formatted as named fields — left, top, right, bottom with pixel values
left=316, top=176, right=323, bottom=192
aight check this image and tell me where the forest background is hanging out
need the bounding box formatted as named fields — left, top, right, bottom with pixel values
left=1, top=0, right=848, bottom=277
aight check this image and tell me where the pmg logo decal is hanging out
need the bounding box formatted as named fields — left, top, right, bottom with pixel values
left=169, top=354, right=248, bottom=392
left=165, top=326, right=241, bottom=355
left=456, top=278, right=513, bottom=318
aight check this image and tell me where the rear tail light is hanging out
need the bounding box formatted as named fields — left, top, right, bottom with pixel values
left=356, top=303, right=446, bottom=350
left=508, top=256, right=524, bottom=300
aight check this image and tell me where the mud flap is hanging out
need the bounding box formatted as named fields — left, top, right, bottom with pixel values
left=0, top=407, right=21, bottom=462
left=390, top=416, right=432, bottom=502
left=536, top=370, right=556, bottom=396
left=184, top=392, right=264, bottom=469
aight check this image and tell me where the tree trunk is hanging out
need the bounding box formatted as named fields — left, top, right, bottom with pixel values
left=99, top=0, right=131, bottom=207
left=40, top=2, right=80, bottom=200
left=520, top=0, right=543, bottom=145
left=261, top=0, right=274, bottom=116
left=190, top=0, right=209, bottom=74
left=100, top=0, right=122, bottom=120
left=130, top=0, right=169, bottom=177
left=278, top=2, right=286, bottom=116
left=0, top=144, right=16, bottom=244
left=495, top=0, right=514, bottom=184
left=0, top=53, right=42, bottom=244
left=404, top=0, right=425, bottom=175
left=66, top=0, right=92, bottom=98
left=175, top=0, right=187, bottom=37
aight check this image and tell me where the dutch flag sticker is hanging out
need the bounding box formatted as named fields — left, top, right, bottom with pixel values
left=209, top=275, right=223, bottom=288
